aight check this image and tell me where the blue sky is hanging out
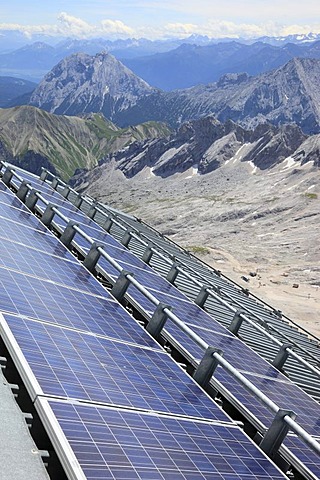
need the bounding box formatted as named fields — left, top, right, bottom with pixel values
left=1, top=0, right=320, bottom=39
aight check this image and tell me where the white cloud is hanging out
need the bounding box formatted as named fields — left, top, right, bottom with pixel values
left=0, top=14, right=320, bottom=41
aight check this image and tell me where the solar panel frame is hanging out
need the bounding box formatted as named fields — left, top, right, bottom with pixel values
left=35, top=398, right=288, bottom=480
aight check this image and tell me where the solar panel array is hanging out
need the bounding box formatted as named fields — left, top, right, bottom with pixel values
left=0, top=169, right=293, bottom=479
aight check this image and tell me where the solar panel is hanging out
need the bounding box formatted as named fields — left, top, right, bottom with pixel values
left=1, top=315, right=232, bottom=422
left=2, top=168, right=319, bottom=480
left=283, top=435, right=320, bottom=480
left=0, top=216, right=55, bottom=249
left=35, top=398, right=287, bottom=480
left=0, top=201, right=47, bottom=231
left=212, top=368, right=320, bottom=436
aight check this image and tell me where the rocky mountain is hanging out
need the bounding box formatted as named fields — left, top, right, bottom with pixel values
left=70, top=116, right=309, bottom=185
left=0, top=76, right=37, bottom=107
left=0, top=106, right=169, bottom=179
left=28, top=52, right=157, bottom=120
left=18, top=55, right=320, bottom=134
left=117, top=57, right=320, bottom=134
left=122, top=40, right=320, bottom=90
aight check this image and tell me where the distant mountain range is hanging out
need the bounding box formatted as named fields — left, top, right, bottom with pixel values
left=1, top=33, right=320, bottom=86
left=0, top=76, right=37, bottom=106
left=122, top=40, right=320, bottom=90
left=18, top=52, right=320, bottom=134
left=0, top=106, right=169, bottom=179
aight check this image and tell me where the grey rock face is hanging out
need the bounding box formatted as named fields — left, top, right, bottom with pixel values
left=79, top=117, right=307, bottom=181
left=29, top=52, right=156, bottom=118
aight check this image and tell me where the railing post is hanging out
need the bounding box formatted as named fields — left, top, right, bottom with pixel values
left=146, top=303, right=172, bottom=339
left=272, top=344, right=292, bottom=371
left=142, top=243, right=154, bottom=264
left=51, top=178, right=59, bottom=190
left=193, top=347, right=223, bottom=388
left=41, top=203, right=57, bottom=227
left=111, top=270, right=133, bottom=301
left=16, top=180, right=31, bottom=202
left=228, top=310, right=244, bottom=336
left=2, top=167, right=14, bottom=186
left=83, top=243, right=103, bottom=273
left=87, top=203, right=97, bottom=219
left=74, top=194, right=83, bottom=209
left=103, top=216, right=113, bottom=233
left=25, top=189, right=40, bottom=212
left=121, top=230, right=133, bottom=247
left=40, top=169, right=48, bottom=181
left=195, top=286, right=210, bottom=308
left=61, top=185, right=71, bottom=199
left=260, top=409, right=296, bottom=459
left=166, top=263, right=179, bottom=284
left=60, top=221, right=79, bottom=248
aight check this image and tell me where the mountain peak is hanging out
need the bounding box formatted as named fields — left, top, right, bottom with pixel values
left=29, top=52, right=156, bottom=117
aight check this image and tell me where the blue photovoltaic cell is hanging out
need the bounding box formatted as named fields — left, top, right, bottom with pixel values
left=0, top=216, right=54, bottom=248
left=284, top=435, right=320, bottom=479
left=213, top=368, right=320, bottom=436
left=0, top=239, right=109, bottom=296
left=163, top=323, right=290, bottom=380
left=0, top=231, right=77, bottom=264
left=46, top=400, right=287, bottom=480
left=4, top=316, right=231, bottom=422
left=0, top=181, right=14, bottom=194
left=0, top=201, right=48, bottom=231
left=0, top=272, right=157, bottom=348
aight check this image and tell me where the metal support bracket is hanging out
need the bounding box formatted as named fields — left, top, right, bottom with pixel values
left=102, top=216, right=113, bottom=232
left=42, top=203, right=57, bottom=227
left=260, top=409, right=296, bottom=458
left=61, top=185, right=70, bottom=199
left=51, top=178, right=59, bottom=190
left=166, top=263, right=179, bottom=284
left=83, top=243, right=103, bottom=273
left=25, top=189, right=40, bottom=212
left=146, top=303, right=172, bottom=339
left=142, top=243, right=154, bottom=264
left=16, top=180, right=31, bottom=202
left=195, top=286, right=210, bottom=308
left=60, top=221, right=79, bottom=248
left=74, top=194, right=83, bottom=209
left=87, top=204, right=97, bottom=219
left=272, top=344, right=292, bottom=371
left=111, top=270, right=133, bottom=301
left=193, top=347, right=223, bottom=388
left=2, top=167, right=14, bottom=186
left=121, top=230, right=133, bottom=247
left=228, top=310, right=244, bottom=336
left=39, top=169, right=48, bottom=181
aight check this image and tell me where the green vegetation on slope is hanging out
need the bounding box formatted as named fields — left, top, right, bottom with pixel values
left=0, top=106, right=170, bottom=180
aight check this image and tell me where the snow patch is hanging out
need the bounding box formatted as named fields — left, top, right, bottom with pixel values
left=248, top=161, right=257, bottom=174
left=185, top=165, right=199, bottom=179
left=307, top=185, right=315, bottom=190
left=281, top=156, right=296, bottom=171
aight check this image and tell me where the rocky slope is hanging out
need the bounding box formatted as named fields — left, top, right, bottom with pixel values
left=29, top=52, right=157, bottom=119
left=69, top=118, right=320, bottom=335
left=0, top=106, right=169, bottom=179
left=70, top=117, right=308, bottom=183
